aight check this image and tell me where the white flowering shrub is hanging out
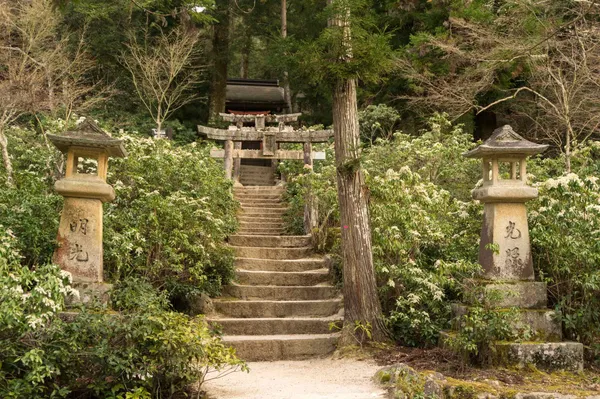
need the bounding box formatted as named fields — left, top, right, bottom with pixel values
left=104, top=135, right=238, bottom=298
left=369, top=167, right=481, bottom=345
left=0, top=122, right=238, bottom=300
left=283, top=114, right=482, bottom=346
left=530, top=173, right=600, bottom=349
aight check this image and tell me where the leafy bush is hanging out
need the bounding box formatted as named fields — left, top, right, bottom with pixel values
left=0, top=237, right=246, bottom=398
left=358, top=104, right=400, bottom=145
left=368, top=167, right=481, bottom=346
left=530, top=173, right=600, bottom=350
left=104, top=135, right=238, bottom=298
left=0, top=126, right=63, bottom=265
left=283, top=113, right=482, bottom=346
left=0, top=120, right=238, bottom=300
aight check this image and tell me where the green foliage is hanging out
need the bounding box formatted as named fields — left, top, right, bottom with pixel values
left=284, top=113, right=482, bottom=346
left=0, top=273, right=246, bottom=397
left=358, top=104, right=400, bottom=145
left=289, top=0, right=395, bottom=87
left=445, top=286, right=532, bottom=364
left=0, top=126, right=63, bottom=266
left=105, top=135, right=238, bottom=298
left=529, top=172, right=600, bottom=349
left=369, top=166, right=481, bottom=346
left=364, top=113, right=480, bottom=200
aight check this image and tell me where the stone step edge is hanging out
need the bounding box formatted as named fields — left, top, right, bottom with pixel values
left=222, top=333, right=341, bottom=341
left=236, top=268, right=329, bottom=275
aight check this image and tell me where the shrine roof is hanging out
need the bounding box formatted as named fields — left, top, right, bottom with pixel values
left=464, top=125, right=548, bottom=158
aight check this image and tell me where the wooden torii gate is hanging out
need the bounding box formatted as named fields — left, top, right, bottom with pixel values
left=198, top=113, right=333, bottom=185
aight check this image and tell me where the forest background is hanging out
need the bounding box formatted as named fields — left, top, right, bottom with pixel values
left=1, top=0, right=600, bottom=397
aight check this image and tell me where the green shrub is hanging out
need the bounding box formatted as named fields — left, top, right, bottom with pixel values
left=0, top=119, right=238, bottom=299
left=105, top=135, right=238, bottom=298
left=0, top=126, right=63, bottom=265
left=369, top=167, right=481, bottom=346
left=530, top=173, right=600, bottom=350
left=282, top=113, right=482, bottom=346
left=0, top=240, right=246, bottom=398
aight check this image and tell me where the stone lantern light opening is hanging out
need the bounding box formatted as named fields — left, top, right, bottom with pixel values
left=48, top=119, right=127, bottom=303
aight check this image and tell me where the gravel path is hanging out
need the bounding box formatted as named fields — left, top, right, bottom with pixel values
left=203, top=358, right=387, bottom=399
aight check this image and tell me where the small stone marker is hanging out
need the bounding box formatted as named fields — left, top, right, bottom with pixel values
left=48, top=120, right=126, bottom=301
left=464, top=125, right=548, bottom=280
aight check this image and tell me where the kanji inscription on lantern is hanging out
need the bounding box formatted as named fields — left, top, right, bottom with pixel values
left=70, top=218, right=89, bottom=235
left=505, top=247, right=524, bottom=270
left=505, top=221, right=522, bottom=239
left=69, top=243, right=89, bottom=262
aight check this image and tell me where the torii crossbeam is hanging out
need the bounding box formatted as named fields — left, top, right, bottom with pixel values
left=197, top=113, right=333, bottom=183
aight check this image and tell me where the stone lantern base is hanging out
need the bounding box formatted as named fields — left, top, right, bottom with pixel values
left=441, top=279, right=584, bottom=372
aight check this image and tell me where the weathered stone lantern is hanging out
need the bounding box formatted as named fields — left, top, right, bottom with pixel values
left=48, top=120, right=126, bottom=293
left=447, top=125, right=584, bottom=372
left=464, top=125, right=547, bottom=281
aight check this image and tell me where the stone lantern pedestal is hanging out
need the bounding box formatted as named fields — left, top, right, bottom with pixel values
left=49, top=120, right=127, bottom=304
left=442, top=125, right=583, bottom=371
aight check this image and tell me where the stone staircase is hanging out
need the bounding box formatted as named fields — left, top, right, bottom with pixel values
left=209, top=185, right=342, bottom=361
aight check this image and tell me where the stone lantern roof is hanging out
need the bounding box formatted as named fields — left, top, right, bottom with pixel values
left=48, top=119, right=127, bottom=158
left=464, top=125, right=548, bottom=158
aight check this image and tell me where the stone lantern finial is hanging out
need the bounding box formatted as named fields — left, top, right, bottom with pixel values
left=48, top=119, right=126, bottom=296
left=464, top=125, right=547, bottom=280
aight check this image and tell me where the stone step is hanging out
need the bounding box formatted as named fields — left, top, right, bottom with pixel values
left=238, top=215, right=284, bottom=222
left=224, top=284, right=339, bottom=300
left=223, top=334, right=339, bottom=361
left=236, top=193, right=282, bottom=198
left=234, top=187, right=284, bottom=193
left=235, top=257, right=328, bottom=272
left=238, top=230, right=286, bottom=236
left=233, top=246, right=312, bottom=260
left=238, top=200, right=284, bottom=207
left=451, top=304, right=562, bottom=341
left=494, top=341, right=583, bottom=372
left=239, top=221, right=284, bottom=230
left=209, top=317, right=342, bottom=335
left=213, top=299, right=342, bottom=318
left=229, top=235, right=311, bottom=248
left=236, top=269, right=329, bottom=286
left=440, top=333, right=583, bottom=372
left=240, top=180, right=276, bottom=187
left=241, top=207, right=288, bottom=216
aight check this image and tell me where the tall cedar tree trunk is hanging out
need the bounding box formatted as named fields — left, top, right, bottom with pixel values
left=333, top=79, right=388, bottom=344
left=281, top=0, right=292, bottom=113
left=208, top=0, right=232, bottom=124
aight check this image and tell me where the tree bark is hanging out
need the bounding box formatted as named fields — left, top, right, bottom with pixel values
left=281, top=0, right=292, bottom=113
left=208, top=0, right=232, bottom=124
left=0, top=127, right=14, bottom=187
left=332, top=78, right=388, bottom=344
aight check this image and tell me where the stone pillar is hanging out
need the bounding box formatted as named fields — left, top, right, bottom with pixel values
left=233, top=141, right=242, bottom=186
left=475, top=165, right=536, bottom=281
left=48, top=120, right=126, bottom=303
left=303, top=141, right=313, bottom=170
left=224, top=139, right=234, bottom=180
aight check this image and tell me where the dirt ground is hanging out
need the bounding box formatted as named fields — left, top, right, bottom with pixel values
left=200, top=346, right=600, bottom=399
left=202, top=358, right=388, bottom=399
